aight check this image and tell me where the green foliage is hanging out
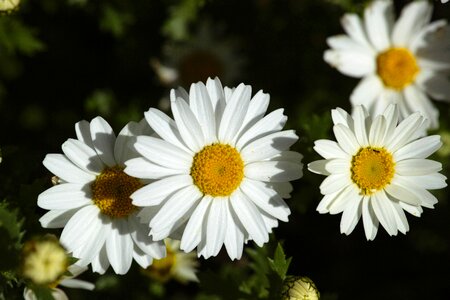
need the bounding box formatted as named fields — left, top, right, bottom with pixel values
left=266, top=244, right=292, bottom=300
left=0, top=201, right=24, bottom=296
left=99, top=5, right=134, bottom=38
left=325, top=0, right=371, bottom=13
left=162, top=0, right=207, bottom=41
left=85, top=89, right=117, bottom=117
left=0, top=18, right=45, bottom=56
left=30, top=285, right=55, bottom=300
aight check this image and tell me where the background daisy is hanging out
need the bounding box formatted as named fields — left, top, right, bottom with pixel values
left=324, top=0, right=450, bottom=129
left=308, top=104, right=447, bottom=240
left=126, top=77, right=303, bottom=260
left=37, top=117, right=165, bottom=274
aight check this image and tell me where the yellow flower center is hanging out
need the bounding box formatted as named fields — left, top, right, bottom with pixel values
left=376, top=47, right=419, bottom=90
left=351, top=147, right=395, bottom=195
left=190, top=143, right=244, bottom=197
left=91, top=166, right=142, bottom=218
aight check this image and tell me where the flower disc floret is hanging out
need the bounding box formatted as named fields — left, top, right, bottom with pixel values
left=92, top=166, right=142, bottom=218
left=376, top=48, right=419, bottom=90
left=351, top=147, right=395, bottom=195
left=190, top=143, right=244, bottom=197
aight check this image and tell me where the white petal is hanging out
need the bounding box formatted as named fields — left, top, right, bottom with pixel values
left=400, top=202, right=423, bottom=217
left=205, top=197, right=227, bottom=257
left=144, top=108, right=190, bottom=153
left=91, top=244, right=110, bottom=274
left=328, top=185, right=361, bottom=215
left=372, top=191, right=398, bottom=236
left=399, top=173, right=447, bottom=190
left=389, top=200, right=409, bottom=235
left=396, top=159, right=442, bottom=176
left=219, top=84, right=252, bottom=144
left=39, top=208, right=78, bottom=228
left=384, top=181, right=421, bottom=206
left=171, top=97, right=205, bottom=151
left=411, top=20, right=450, bottom=53
left=386, top=112, right=423, bottom=152
left=150, top=186, right=202, bottom=236
left=236, top=108, right=286, bottom=150
left=90, top=117, right=117, bottom=167
left=341, top=13, right=372, bottom=48
left=59, top=205, right=102, bottom=252
left=340, top=196, right=362, bottom=235
left=75, top=120, right=94, bottom=149
left=350, top=75, right=383, bottom=110
left=319, top=173, right=350, bottom=195
left=394, top=135, right=442, bottom=161
left=267, top=182, right=293, bottom=199
left=132, top=175, right=192, bottom=206
left=403, top=85, right=439, bottom=130
left=368, top=115, right=387, bottom=146
left=331, top=107, right=354, bottom=129
left=245, top=161, right=302, bottom=182
left=125, top=157, right=182, bottom=179
left=62, top=138, right=104, bottom=174
left=392, top=1, right=432, bottom=47
left=416, top=70, right=450, bottom=102
left=308, top=159, right=330, bottom=176
left=180, top=195, right=213, bottom=252
left=43, top=154, right=95, bottom=184
left=38, top=183, right=92, bottom=210
left=106, top=220, right=133, bottom=274
left=129, top=217, right=166, bottom=259
left=189, top=82, right=216, bottom=144
left=362, top=197, right=379, bottom=240
left=132, top=246, right=153, bottom=268
left=324, top=49, right=375, bottom=78
left=240, top=178, right=290, bottom=222
left=324, top=158, right=350, bottom=174
left=241, top=130, right=298, bottom=163
left=206, top=77, right=226, bottom=123
left=230, top=190, right=268, bottom=246
left=60, top=278, right=95, bottom=290
left=239, top=90, right=270, bottom=134
left=114, top=121, right=140, bottom=166
left=364, top=0, right=393, bottom=51
left=135, top=136, right=192, bottom=170
left=333, top=124, right=360, bottom=155
left=224, top=199, right=245, bottom=260
left=327, top=34, right=374, bottom=54
left=313, top=140, right=348, bottom=159
left=352, top=105, right=369, bottom=146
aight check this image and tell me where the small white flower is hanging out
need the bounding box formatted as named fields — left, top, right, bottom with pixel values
left=126, top=77, right=303, bottom=260
left=324, top=0, right=450, bottom=130
left=38, top=117, right=165, bottom=274
left=308, top=104, right=447, bottom=240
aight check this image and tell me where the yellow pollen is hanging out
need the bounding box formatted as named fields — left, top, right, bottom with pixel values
left=190, top=143, right=244, bottom=197
left=91, top=166, right=142, bottom=218
left=376, top=47, right=419, bottom=90
left=351, top=147, right=395, bottom=195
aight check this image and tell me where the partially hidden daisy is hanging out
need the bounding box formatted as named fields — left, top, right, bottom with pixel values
left=125, top=77, right=303, bottom=259
left=38, top=117, right=166, bottom=274
left=308, top=104, right=447, bottom=240
left=324, top=0, right=450, bottom=129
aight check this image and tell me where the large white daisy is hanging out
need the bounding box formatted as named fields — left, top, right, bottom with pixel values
left=125, top=77, right=303, bottom=260
left=38, top=117, right=166, bottom=274
left=324, top=0, right=450, bottom=129
left=308, top=104, right=447, bottom=240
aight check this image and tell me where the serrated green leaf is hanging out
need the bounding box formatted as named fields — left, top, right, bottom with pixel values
left=32, top=285, right=55, bottom=300
left=268, top=244, right=291, bottom=281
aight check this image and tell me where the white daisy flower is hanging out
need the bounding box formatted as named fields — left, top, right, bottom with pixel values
left=38, top=117, right=166, bottom=274
left=125, top=77, right=303, bottom=260
left=324, top=0, right=450, bottom=130
left=308, top=104, right=447, bottom=240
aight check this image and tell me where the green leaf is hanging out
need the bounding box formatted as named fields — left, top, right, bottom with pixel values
left=266, top=244, right=292, bottom=300
left=31, top=285, right=55, bottom=300
left=162, top=0, right=206, bottom=41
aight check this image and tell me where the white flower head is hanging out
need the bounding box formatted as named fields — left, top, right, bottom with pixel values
left=308, top=104, right=447, bottom=240
left=126, top=77, right=303, bottom=260
left=38, top=117, right=166, bottom=274
left=324, top=0, right=450, bottom=130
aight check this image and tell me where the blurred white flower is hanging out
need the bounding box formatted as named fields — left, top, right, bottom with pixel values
left=309, top=104, right=447, bottom=240
left=324, top=0, right=450, bottom=130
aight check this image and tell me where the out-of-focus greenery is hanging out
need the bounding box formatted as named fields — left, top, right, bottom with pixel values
left=0, top=0, right=449, bottom=299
